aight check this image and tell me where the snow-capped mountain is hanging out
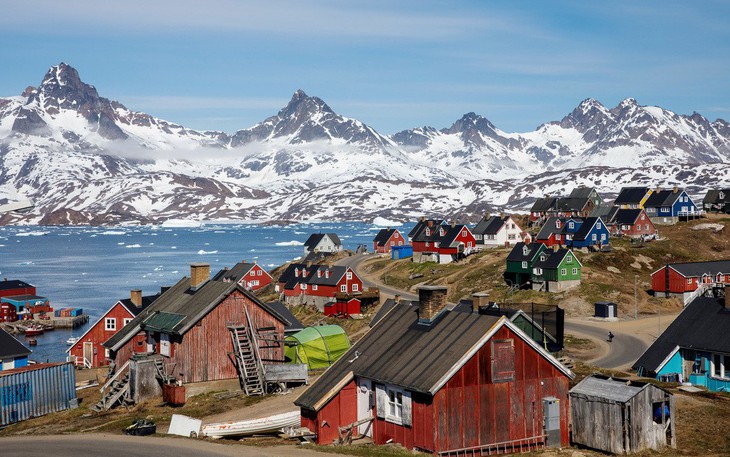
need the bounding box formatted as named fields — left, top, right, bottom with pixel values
left=0, top=63, right=728, bottom=225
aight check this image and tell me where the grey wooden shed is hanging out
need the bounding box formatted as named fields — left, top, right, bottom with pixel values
left=570, top=375, right=676, bottom=454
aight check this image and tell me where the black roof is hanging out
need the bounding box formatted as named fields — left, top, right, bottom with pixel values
left=0, top=328, right=31, bottom=359
left=472, top=215, right=506, bottom=236
left=410, top=220, right=447, bottom=242
left=0, top=280, right=34, bottom=291
left=302, top=251, right=335, bottom=264
left=614, top=187, right=650, bottom=205
left=703, top=189, right=730, bottom=204
left=612, top=208, right=643, bottom=226
left=296, top=304, right=502, bottom=409
left=120, top=293, right=160, bottom=317
left=213, top=262, right=256, bottom=282
left=569, top=187, right=597, bottom=199
left=572, top=217, right=601, bottom=241
left=533, top=248, right=575, bottom=269
left=530, top=197, right=557, bottom=212
left=555, top=197, right=590, bottom=212
left=105, top=273, right=288, bottom=350
left=304, top=233, right=342, bottom=251
left=369, top=298, right=416, bottom=327
left=536, top=217, right=563, bottom=239
left=644, top=189, right=682, bottom=208
left=439, top=225, right=470, bottom=247
left=408, top=219, right=444, bottom=239
left=373, top=229, right=398, bottom=247
left=278, top=263, right=349, bottom=289
left=633, top=296, right=730, bottom=373
left=506, top=242, right=545, bottom=262
left=663, top=260, right=730, bottom=278
left=590, top=204, right=616, bottom=219
left=265, top=301, right=304, bottom=333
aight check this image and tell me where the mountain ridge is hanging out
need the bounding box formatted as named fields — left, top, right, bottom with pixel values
left=0, top=63, right=728, bottom=225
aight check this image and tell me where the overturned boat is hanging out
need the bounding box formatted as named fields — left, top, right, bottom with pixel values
left=201, top=410, right=300, bottom=439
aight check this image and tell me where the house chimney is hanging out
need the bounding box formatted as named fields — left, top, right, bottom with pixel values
left=451, top=220, right=456, bottom=228
left=130, top=289, right=142, bottom=307
left=472, top=292, right=489, bottom=313
left=306, top=261, right=312, bottom=268
left=485, top=212, right=490, bottom=219
left=655, top=186, right=661, bottom=192
left=394, top=294, right=400, bottom=305
left=241, top=260, right=246, bottom=264
left=673, top=186, right=679, bottom=193
left=160, top=286, right=171, bottom=294
left=420, top=216, right=425, bottom=222
left=418, top=285, right=448, bottom=324
left=427, top=220, right=434, bottom=228
left=553, top=245, right=559, bottom=252
left=190, top=263, right=210, bottom=290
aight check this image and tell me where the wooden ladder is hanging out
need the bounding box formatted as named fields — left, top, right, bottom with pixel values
left=229, top=307, right=265, bottom=396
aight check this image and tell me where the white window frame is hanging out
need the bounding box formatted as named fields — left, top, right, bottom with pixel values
left=257, top=269, right=263, bottom=276
left=597, top=222, right=602, bottom=229
left=572, top=268, right=578, bottom=275
left=561, top=268, right=567, bottom=276
left=301, top=283, right=308, bottom=290
left=123, top=318, right=133, bottom=326
left=340, top=285, right=347, bottom=292
left=105, top=318, right=116, bottom=331
left=533, top=267, right=543, bottom=275
left=687, top=278, right=692, bottom=285
left=386, top=387, right=404, bottom=424
left=522, top=261, right=528, bottom=269
left=712, top=353, right=730, bottom=380
left=352, top=283, right=359, bottom=292
left=312, top=284, right=318, bottom=291
left=346, top=272, right=353, bottom=280
left=592, top=234, right=597, bottom=241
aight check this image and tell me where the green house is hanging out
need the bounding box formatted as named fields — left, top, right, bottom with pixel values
left=531, top=248, right=582, bottom=292
left=505, top=242, right=547, bottom=288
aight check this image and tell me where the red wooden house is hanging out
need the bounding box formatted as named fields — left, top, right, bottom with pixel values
left=67, top=289, right=159, bottom=368
left=277, top=263, right=364, bottom=309
left=373, top=228, right=405, bottom=253
left=0, top=279, right=36, bottom=301
left=296, top=286, right=574, bottom=454
left=213, top=261, right=272, bottom=292
left=104, top=263, right=294, bottom=384
left=410, top=220, right=477, bottom=264
left=324, top=298, right=361, bottom=318
left=609, top=208, right=657, bottom=239
left=651, top=260, right=730, bottom=296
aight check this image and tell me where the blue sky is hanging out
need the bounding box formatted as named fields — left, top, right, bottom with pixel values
left=1, top=1, right=729, bottom=134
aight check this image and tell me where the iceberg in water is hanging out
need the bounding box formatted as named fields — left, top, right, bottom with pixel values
left=161, top=219, right=202, bottom=228
left=275, top=240, right=304, bottom=246
left=372, top=216, right=402, bottom=227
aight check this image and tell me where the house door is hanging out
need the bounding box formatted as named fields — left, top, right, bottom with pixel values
left=357, top=378, right=373, bottom=437
left=147, top=333, right=155, bottom=353
left=83, top=342, right=94, bottom=367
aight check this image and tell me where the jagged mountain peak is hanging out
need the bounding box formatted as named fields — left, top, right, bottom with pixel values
left=443, top=112, right=497, bottom=136
left=278, top=89, right=334, bottom=120
left=554, top=98, right=614, bottom=136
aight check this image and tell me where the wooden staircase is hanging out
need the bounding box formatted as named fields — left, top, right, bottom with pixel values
left=92, top=361, right=132, bottom=412
left=153, top=356, right=176, bottom=384
left=229, top=307, right=266, bottom=396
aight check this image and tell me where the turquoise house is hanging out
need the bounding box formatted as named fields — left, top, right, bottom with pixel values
left=634, top=292, right=730, bottom=392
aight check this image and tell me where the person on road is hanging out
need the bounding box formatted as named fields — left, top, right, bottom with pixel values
left=607, top=331, right=614, bottom=342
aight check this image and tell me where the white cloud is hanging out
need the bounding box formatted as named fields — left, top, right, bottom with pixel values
left=1, top=0, right=523, bottom=41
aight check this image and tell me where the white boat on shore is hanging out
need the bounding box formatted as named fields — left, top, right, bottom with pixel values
left=66, top=337, right=80, bottom=345
left=201, top=410, right=300, bottom=439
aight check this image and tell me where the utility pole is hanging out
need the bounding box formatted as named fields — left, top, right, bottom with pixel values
left=634, top=274, right=638, bottom=319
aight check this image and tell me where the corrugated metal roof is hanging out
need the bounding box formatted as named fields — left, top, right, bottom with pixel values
left=667, top=260, right=730, bottom=278
left=570, top=375, right=646, bottom=403
left=143, top=311, right=186, bottom=332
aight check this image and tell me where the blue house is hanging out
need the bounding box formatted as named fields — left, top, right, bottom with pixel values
left=0, top=328, right=31, bottom=371
left=643, top=187, right=700, bottom=225
left=633, top=291, right=730, bottom=391
left=566, top=216, right=610, bottom=248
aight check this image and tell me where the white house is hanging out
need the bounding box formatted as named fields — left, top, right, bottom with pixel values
left=472, top=215, right=528, bottom=247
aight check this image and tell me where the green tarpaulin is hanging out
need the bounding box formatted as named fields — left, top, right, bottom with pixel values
left=284, top=325, right=350, bottom=369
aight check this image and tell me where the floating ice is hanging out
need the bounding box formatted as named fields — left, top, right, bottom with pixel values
left=126, top=244, right=142, bottom=248
left=372, top=216, right=403, bottom=227
left=197, top=249, right=218, bottom=255
left=100, top=230, right=126, bottom=235
left=15, top=231, right=49, bottom=237
left=275, top=240, right=304, bottom=246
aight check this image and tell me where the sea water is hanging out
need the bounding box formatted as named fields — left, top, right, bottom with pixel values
left=0, top=222, right=406, bottom=362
